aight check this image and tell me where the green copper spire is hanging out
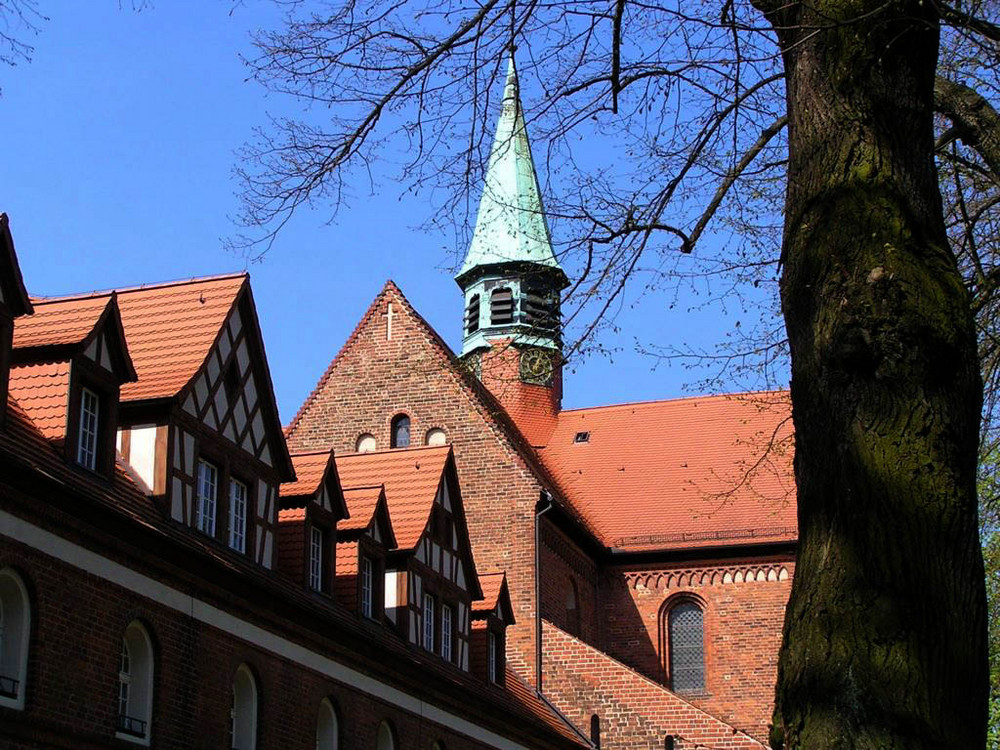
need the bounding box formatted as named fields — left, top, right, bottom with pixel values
left=456, top=55, right=566, bottom=285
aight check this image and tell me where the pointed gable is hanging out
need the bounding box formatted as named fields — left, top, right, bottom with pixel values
left=340, top=485, right=396, bottom=547
left=108, top=274, right=293, bottom=481
left=281, top=449, right=348, bottom=520
left=473, top=572, right=515, bottom=625
left=0, top=214, right=33, bottom=319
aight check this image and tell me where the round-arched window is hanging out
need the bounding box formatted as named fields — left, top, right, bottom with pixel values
left=116, top=621, right=154, bottom=742
left=316, top=697, right=339, bottom=749
left=0, top=568, right=31, bottom=710
left=356, top=433, right=377, bottom=452
left=667, top=601, right=705, bottom=693
left=390, top=414, right=410, bottom=449
left=376, top=720, right=396, bottom=750
left=425, top=427, right=447, bottom=446
left=231, top=664, right=258, bottom=750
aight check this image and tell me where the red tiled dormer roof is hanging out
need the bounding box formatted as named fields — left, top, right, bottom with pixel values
left=340, top=485, right=383, bottom=532
left=8, top=361, right=71, bottom=440
left=14, top=295, right=111, bottom=349
left=29, top=274, right=246, bottom=402
left=335, top=445, right=452, bottom=550
left=283, top=451, right=332, bottom=498
left=473, top=572, right=507, bottom=615
left=538, top=392, right=797, bottom=552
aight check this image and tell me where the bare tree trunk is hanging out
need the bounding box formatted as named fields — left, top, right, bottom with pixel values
left=751, top=1, right=989, bottom=746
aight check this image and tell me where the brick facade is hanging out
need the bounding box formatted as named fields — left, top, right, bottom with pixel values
left=541, top=621, right=768, bottom=750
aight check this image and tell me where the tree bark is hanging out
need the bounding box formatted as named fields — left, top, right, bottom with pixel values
left=750, top=1, right=989, bottom=747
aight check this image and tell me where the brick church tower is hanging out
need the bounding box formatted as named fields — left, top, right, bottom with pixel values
left=455, top=56, right=569, bottom=448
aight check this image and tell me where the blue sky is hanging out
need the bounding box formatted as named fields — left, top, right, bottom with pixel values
left=2, top=2, right=783, bottom=422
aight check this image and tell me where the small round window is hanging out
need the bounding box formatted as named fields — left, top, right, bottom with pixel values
left=355, top=433, right=377, bottom=453
left=425, top=428, right=447, bottom=446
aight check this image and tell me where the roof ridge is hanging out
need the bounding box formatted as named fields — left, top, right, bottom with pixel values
left=338, top=443, right=453, bottom=459
left=558, top=389, right=789, bottom=414
left=30, top=271, right=248, bottom=303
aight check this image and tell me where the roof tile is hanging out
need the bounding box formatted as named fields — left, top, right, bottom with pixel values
left=8, top=362, right=71, bottom=440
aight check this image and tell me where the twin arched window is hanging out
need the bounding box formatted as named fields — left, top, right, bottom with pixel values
left=231, top=664, right=258, bottom=750
left=0, top=568, right=30, bottom=710
left=116, top=621, right=154, bottom=743
left=666, top=600, right=705, bottom=693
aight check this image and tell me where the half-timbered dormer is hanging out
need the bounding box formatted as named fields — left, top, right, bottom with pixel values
left=277, top=450, right=349, bottom=596
left=0, top=214, right=33, bottom=428
left=10, top=293, right=136, bottom=479
left=470, top=572, right=515, bottom=687
left=62, top=274, right=295, bottom=568
left=335, top=485, right=396, bottom=620
left=336, top=445, right=483, bottom=671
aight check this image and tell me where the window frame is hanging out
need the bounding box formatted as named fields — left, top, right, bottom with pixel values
left=78, top=386, right=100, bottom=470
left=308, top=524, right=324, bottom=592
left=115, top=621, right=155, bottom=745
left=228, top=477, right=248, bottom=554
left=441, top=604, right=454, bottom=663
left=316, top=697, right=339, bottom=750
left=230, top=664, right=258, bottom=750
left=662, top=596, right=708, bottom=695
left=66, top=360, right=119, bottom=478
left=195, top=458, right=219, bottom=538
left=0, top=568, right=31, bottom=711
left=390, top=414, right=411, bottom=449
left=361, top=556, right=375, bottom=619
left=422, top=592, right=436, bottom=652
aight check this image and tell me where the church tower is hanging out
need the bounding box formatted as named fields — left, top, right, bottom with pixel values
left=455, top=56, right=569, bottom=445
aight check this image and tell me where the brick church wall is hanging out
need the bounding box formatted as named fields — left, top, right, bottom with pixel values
left=0, top=533, right=539, bottom=750
left=285, top=290, right=550, bottom=680
left=538, top=521, right=598, bottom=645
left=541, top=620, right=768, bottom=750
left=599, top=557, right=794, bottom=741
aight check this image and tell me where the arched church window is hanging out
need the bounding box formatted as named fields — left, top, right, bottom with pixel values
left=465, top=294, right=480, bottom=335
left=376, top=720, right=396, bottom=750
left=316, top=697, right=339, bottom=750
left=425, top=427, right=447, bottom=446
left=231, top=664, right=258, bottom=750
left=489, top=288, right=514, bottom=326
left=0, top=568, right=30, bottom=710
left=667, top=600, right=705, bottom=693
left=356, top=433, right=377, bottom=453
left=390, top=415, right=410, bottom=448
left=116, top=621, right=154, bottom=742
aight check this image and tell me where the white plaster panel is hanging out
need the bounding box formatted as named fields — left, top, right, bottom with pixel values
left=262, top=530, right=273, bottom=569
left=217, top=327, right=232, bottom=363
left=173, top=430, right=181, bottom=470
left=258, top=442, right=272, bottom=467
left=100, top=335, right=113, bottom=371
left=228, top=312, right=242, bottom=341
left=194, top=374, right=209, bottom=414
left=204, top=404, right=218, bottom=431
left=236, top=339, right=249, bottom=376
left=457, top=561, right=465, bottom=589
left=182, top=432, right=195, bottom=476
left=461, top=642, right=468, bottom=671
left=182, top=392, right=197, bottom=417
left=223, top=420, right=236, bottom=444
left=116, top=429, right=123, bottom=451
left=251, top=412, right=265, bottom=447
left=441, top=482, right=451, bottom=512
left=244, top=375, right=257, bottom=411
left=84, top=337, right=98, bottom=361
left=257, top=483, right=267, bottom=517
left=170, top=479, right=183, bottom=521
left=443, top=550, right=453, bottom=581
left=128, top=425, right=159, bottom=490
left=372, top=524, right=381, bottom=544
left=234, top=398, right=248, bottom=434
left=213, top=381, right=228, bottom=423
left=432, top=542, right=441, bottom=573
left=384, top=570, right=399, bottom=609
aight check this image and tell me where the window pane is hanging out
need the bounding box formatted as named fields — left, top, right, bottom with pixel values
left=423, top=594, right=434, bottom=651
left=669, top=603, right=705, bottom=692
left=361, top=558, right=373, bottom=619
left=78, top=387, right=99, bottom=470
left=309, top=526, right=323, bottom=591
left=391, top=415, right=410, bottom=448
left=488, top=631, right=497, bottom=683
left=196, top=460, right=217, bottom=536
left=228, top=480, right=247, bottom=553
left=441, top=606, right=452, bottom=662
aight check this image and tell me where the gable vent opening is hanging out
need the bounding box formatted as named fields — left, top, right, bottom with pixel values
left=574, top=431, right=590, bottom=444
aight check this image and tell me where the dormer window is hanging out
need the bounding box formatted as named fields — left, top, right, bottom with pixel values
left=574, top=431, right=590, bottom=444
left=196, top=459, right=218, bottom=537
left=309, top=526, right=324, bottom=591
left=77, top=387, right=100, bottom=470
left=441, top=605, right=454, bottom=663
left=361, top=557, right=374, bottom=619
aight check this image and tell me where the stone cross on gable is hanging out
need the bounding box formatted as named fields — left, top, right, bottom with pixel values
left=386, top=302, right=395, bottom=341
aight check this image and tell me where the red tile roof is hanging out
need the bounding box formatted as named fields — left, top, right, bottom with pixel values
left=473, top=572, right=507, bottom=614
left=14, top=295, right=113, bottom=349
left=538, top=392, right=797, bottom=551
left=340, top=485, right=383, bottom=532
left=30, top=274, right=246, bottom=402
left=335, top=445, right=451, bottom=550
left=282, top=450, right=334, bottom=499
left=8, top=362, right=71, bottom=440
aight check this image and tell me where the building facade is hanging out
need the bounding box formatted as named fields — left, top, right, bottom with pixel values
left=1, top=57, right=796, bottom=750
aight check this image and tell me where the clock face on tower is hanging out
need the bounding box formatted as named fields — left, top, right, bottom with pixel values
left=520, top=347, right=554, bottom=386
